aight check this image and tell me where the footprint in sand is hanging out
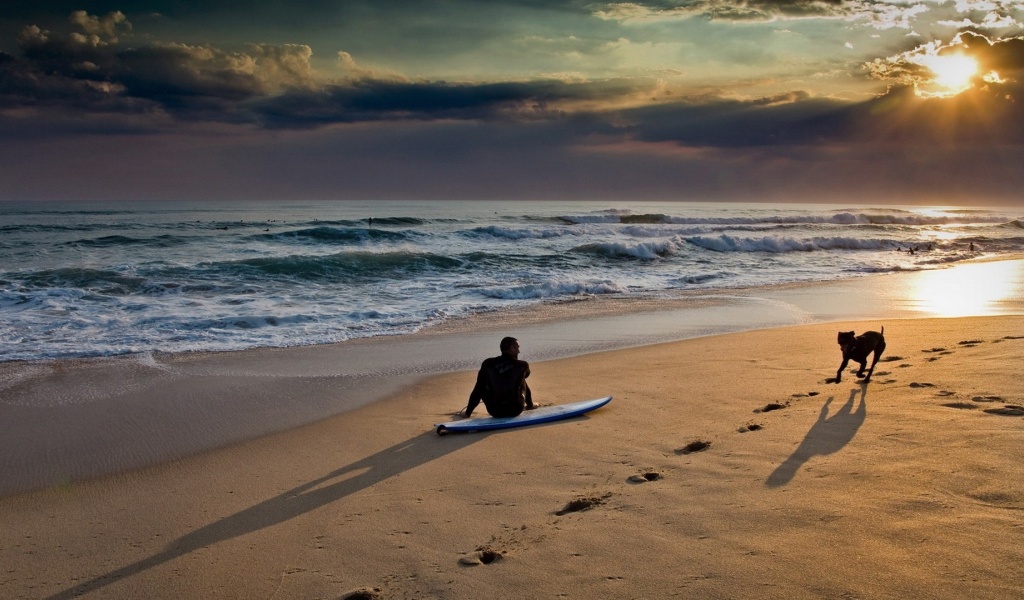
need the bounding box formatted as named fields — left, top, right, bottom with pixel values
left=936, top=390, right=957, bottom=397
left=1002, top=335, right=1024, bottom=340
left=627, top=472, right=662, bottom=484
left=881, top=355, right=904, bottom=362
left=459, top=548, right=505, bottom=566
left=898, top=363, right=911, bottom=368
left=984, top=405, right=1024, bottom=416
left=919, top=348, right=948, bottom=361
left=556, top=493, right=611, bottom=515
left=972, top=395, right=1003, bottom=403
left=943, top=402, right=978, bottom=410
left=738, top=423, right=763, bottom=433
left=909, top=382, right=936, bottom=388
left=676, top=440, right=712, bottom=454
left=790, top=391, right=820, bottom=398
left=342, top=588, right=382, bottom=600
left=754, top=402, right=788, bottom=413
left=958, top=340, right=984, bottom=347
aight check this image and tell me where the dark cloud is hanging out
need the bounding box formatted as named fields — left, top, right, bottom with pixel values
left=4, top=6, right=1024, bottom=204
left=2, top=27, right=644, bottom=130
left=959, top=31, right=1024, bottom=72
left=7, top=109, right=1023, bottom=203
left=6, top=12, right=1024, bottom=153
left=6, top=10, right=1024, bottom=148
left=1, top=12, right=322, bottom=125
left=621, top=93, right=847, bottom=148
left=0, top=9, right=650, bottom=131
left=620, top=76, right=1024, bottom=152
left=252, top=78, right=642, bottom=128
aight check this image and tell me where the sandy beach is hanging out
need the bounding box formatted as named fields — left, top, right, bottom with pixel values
left=7, top=4, right=1024, bottom=596
left=2, top=300, right=1024, bottom=598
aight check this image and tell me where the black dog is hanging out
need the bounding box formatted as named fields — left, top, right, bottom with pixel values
left=831, top=327, right=886, bottom=384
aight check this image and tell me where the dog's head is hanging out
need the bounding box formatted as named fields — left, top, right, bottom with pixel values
left=837, top=331, right=857, bottom=353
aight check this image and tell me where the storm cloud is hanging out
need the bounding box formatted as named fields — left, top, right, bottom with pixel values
left=3, top=5, right=1024, bottom=203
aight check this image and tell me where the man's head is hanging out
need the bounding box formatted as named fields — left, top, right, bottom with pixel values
left=500, top=336, right=520, bottom=357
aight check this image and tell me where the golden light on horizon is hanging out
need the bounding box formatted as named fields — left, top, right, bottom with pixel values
left=916, top=53, right=978, bottom=98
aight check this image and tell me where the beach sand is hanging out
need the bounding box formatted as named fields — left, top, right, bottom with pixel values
left=2, top=315, right=1023, bottom=599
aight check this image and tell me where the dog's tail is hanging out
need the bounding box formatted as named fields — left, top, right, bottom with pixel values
left=881, top=325, right=885, bottom=336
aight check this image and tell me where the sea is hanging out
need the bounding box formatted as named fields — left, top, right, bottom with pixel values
left=2, top=200, right=1023, bottom=363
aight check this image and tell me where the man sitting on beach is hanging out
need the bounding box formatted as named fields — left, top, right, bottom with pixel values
left=459, top=336, right=535, bottom=418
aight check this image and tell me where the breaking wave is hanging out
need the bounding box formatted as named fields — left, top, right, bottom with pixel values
left=685, top=235, right=897, bottom=253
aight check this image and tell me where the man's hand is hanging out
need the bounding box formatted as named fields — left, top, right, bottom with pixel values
left=456, top=407, right=470, bottom=418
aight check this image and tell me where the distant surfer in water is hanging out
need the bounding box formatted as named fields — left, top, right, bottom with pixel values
left=460, top=336, right=535, bottom=418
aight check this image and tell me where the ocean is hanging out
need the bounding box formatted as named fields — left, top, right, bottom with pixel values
left=2, top=200, right=1022, bottom=362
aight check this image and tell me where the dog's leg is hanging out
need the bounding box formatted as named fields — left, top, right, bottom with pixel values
left=834, top=356, right=850, bottom=383
left=863, top=343, right=885, bottom=383
left=855, top=357, right=869, bottom=378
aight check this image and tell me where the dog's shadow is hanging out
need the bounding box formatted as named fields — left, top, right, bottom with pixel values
left=766, top=387, right=866, bottom=488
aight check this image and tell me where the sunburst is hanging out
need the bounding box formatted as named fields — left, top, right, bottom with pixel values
left=917, top=53, right=978, bottom=98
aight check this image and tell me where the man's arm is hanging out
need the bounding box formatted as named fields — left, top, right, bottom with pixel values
left=463, top=365, right=488, bottom=416
left=521, top=362, right=534, bottom=409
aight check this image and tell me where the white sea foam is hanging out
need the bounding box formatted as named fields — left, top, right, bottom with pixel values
left=481, top=279, right=624, bottom=299
left=685, top=235, right=899, bottom=253
left=1, top=200, right=1020, bottom=361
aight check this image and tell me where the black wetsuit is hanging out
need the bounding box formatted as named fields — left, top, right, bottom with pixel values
left=466, top=353, right=534, bottom=418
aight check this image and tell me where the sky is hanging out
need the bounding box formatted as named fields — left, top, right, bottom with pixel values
left=2, top=1, right=1024, bottom=204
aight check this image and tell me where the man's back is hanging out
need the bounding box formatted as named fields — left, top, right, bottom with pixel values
left=462, top=336, right=534, bottom=419
left=481, top=354, right=529, bottom=403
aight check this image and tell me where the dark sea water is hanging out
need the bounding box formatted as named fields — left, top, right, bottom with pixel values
left=2, top=200, right=1021, bottom=361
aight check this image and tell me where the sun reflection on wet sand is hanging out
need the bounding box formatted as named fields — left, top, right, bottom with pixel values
left=905, top=260, right=1024, bottom=317
left=748, top=259, right=1024, bottom=322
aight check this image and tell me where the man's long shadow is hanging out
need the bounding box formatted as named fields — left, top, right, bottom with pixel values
left=48, top=429, right=482, bottom=600
left=766, top=387, right=867, bottom=488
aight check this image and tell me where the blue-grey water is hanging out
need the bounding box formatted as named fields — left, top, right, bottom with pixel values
left=2, top=200, right=1022, bottom=362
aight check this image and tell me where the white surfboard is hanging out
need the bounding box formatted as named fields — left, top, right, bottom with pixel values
left=435, top=396, right=611, bottom=435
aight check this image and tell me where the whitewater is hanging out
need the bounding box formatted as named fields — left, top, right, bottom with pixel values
left=1, top=200, right=1022, bottom=362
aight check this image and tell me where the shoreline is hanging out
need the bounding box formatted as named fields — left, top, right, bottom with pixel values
left=2, top=315, right=1022, bottom=599
left=2, top=258, right=1023, bottom=498
left=5, top=254, right=1023, bottom=367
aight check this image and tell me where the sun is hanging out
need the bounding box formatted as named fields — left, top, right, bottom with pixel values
left=918, top=53, right=978, bottom=97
